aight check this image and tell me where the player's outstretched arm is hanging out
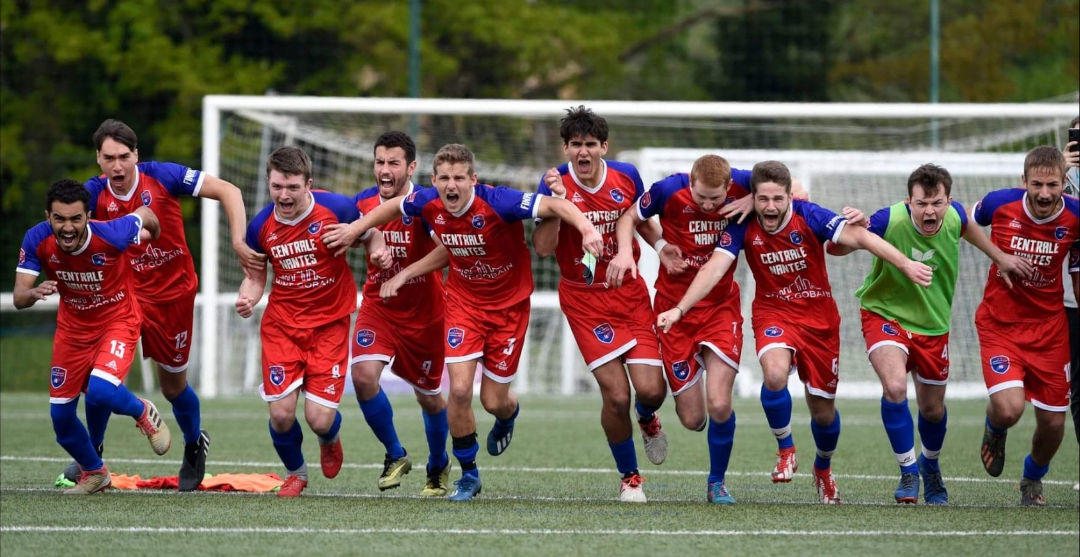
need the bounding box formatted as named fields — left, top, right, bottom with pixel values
left=12, top=273, right=57, bottom=310
left=656, top=251, right=734, bottom=332
left=199, top=175, right=265, bottom=275
left=825, top=206, right=868, bottom=256
left=537, top=196, right=603, bottom=256
left=235, top=265, right=267, bottom=319
left=838, top=224, right=932, bottom=287
left=131, top=206, right=161, bottom=242
left=961, top=218, right=1033, bottom=288
left=381, top=242, right=449, bottom=300
left=322, top=196, right=404, bottom=256
left=532, top=168, right=565, bottom=257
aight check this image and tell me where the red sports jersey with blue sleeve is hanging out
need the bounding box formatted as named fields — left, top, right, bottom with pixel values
left=354, top=184, right=445, bottom=321
left=401, top=184, right=538, bottom=309
left=973, top=188, right=1080, bottom=322
left=537, top=159, right=643, bottom=285
left=85, top=161, right=202, bottom=301
left=246, top=190, right=360, bottom=329
left=17, top=216, right=144, bottom=332
left=636, top=170, right=751, bottom=306
left=717, top=199, right=846, bottom=322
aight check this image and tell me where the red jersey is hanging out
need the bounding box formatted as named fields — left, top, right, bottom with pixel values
left=401, top=184, right=539, bottom=310
left=973, top=188, right=1080, bottom=322
left=246, top=190, right=360, bottom=329
left=354, top=183, right=444, bottom=322
left=85, top=161, right=201, bottom=302
left=17, top=216, right=144, bottom=333
left=717, top=199, right=846, bottom=325
left=536, top=159, right=643, bottom=286
left=635, top=170, right=751, bottom=307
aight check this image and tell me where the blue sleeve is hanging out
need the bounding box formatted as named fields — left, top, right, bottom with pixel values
left=867, top=207, right=890, bottom=238
left=313, top=191, right=360, bottom=224
left=245, top=205, right=273, bottom=253
left=607, top=160, right=645, bottom=201
left=715, top=220, right=746, bottom=259
left=16, top=223, right=51, bottom=275
left=481, top=185, right=539, bottom=222
left=973, top=189, right=1023, bottom=226
left=794, top=200, right=846, bottom=244
left=637, top=173, right=685, bottom=220
left=140, top=161, right=204, bottom=197
left=94, top=215, right=143, bottom=251
left=730, top=167, right=752, bottom=189
left=83, top=176, right=106, bottom=217
left=401, top=187, right=439, bottom=217
left=950, top=200, right=968, bottom=233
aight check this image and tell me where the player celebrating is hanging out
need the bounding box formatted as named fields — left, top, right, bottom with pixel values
left=831, top=164, right=1031, bottom=505
left=656, top=161, right=933, bottom=504
left=532, top=106, right=668, bottom=503
left=14, top=179, right=170, bottom=494
left=323, top=143, right=602, bottom=501
left=974, top=146, right=1079, bottom=506
left=350, top=131, right=452, bottom=496
left=236, top=146, right=388, bottom=498
left=79, top=119, right=258, bottom=491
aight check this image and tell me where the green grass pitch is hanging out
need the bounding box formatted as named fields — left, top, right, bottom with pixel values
left=1, top=392, right=1077, bottom=556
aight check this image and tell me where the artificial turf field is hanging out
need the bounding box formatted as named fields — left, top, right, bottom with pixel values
left=0, top=392, right=1076, bottom=556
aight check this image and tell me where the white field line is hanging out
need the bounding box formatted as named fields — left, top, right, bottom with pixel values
left=1, top=455, right=1076, bottom=487
left=0, top=525, right=1075, bottom=537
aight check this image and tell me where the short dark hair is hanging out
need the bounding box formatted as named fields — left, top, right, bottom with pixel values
left=1023, top=145, right=1066, bottom=180
left=46, top=179, right=91, bottom=212
left=749, top=160, right=792, bottom=194
left=907, top=163, right=953, bottom=197
left=559, top=105, right=609, bottom=144
left=432, top=143, right=475, bottom=175
left=267, top=146, right=313, bottom=181
left=1070, top=116, right=1079, bottom=128
left=374, top=131, right=416, bottom=164
left=93, top=119, right=138, bottom=151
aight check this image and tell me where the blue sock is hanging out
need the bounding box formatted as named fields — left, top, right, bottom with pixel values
left=317, top=411, right=342, bottom=445
left=358, top=388, right=404, bottom=459
left=608, top=436, right=638, bottom=475
left=167, top=384, right=202, bottom=444
left=269, top=419, right=305, bottom=472
left=985, top=416, right=1007, bottom=435
left=810, top=410, right=841, bottom=470
left=85, top=376, right=144, bottom=418
left=760, top=384, right=794, bottom=449
left=423, top=408, right=450, bottom=471
left=495, top=403, right=520, bottom=428
left=51, top=401, right=103, bottom=471
left=881, top=397, right=917, bottom=475
left=1023, top=454, right=1049, bottom=481
left=917, top=409, right=947, bottom=471
left=84, top=399, right=111, bottom=450
left=707, top=412, right=736, bottom=484
left=452, top=434, right=480, bottom=479
left=635, top=400, right=657, bottom=421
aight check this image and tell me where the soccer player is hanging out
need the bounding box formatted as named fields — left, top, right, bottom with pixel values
left=350, top=131, right=452, bottom=496
left=532, top=106, right=668, bottom=503
left=235, top=146, right=387, bottom=498
left=323, top=143, right=603, bottom=501
left=1061, top=117, right=1079, bottom=467
left=656, top=160, right=933, bottom=505
left=14, top=179, right=171, bottom=494
left=80, top=119, right=258, bottom=491
left=974, top=146, right=1079, bottom=506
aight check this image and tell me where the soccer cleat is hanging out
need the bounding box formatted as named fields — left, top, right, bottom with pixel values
left=378, top=452, right=412, bottom=491
left=179, top=430, right=211, bottom=492
left=812, top=467, right=841, bottom=505
left=134, top=398, right=171, bottom=455
left=319, top=438, right=343, bottom=479
left=487, top=419, right=515, bottom=456
left=894, top=472, right=920, bottom=504
left=638, top=414, right=668, bottom=465
left=62, top=443, right=103, bottom=483
left=447, top=475, right=482, bottom=502
left=918, top=454, right=948, bottom=505
left=707, top=480, right=735, bottom=505
left=420, top=461, right=452, bottom=497
left=619, top=473, right=647, bottom=503
left=1019, top=477, right=1045, bottom=507
left=980, top=424, right=1007, bottom=477
left=63, top=466, right=111, bottom=495
left=771, top=446, right=798, bottom=483
left=276, top=475, right=308, bottom=498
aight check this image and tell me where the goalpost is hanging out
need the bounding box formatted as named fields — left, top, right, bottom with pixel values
left=198, top=96, right=1075, bottom=398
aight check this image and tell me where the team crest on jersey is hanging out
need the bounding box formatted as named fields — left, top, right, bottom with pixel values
left=141, top=190, right=152, bottom=206
left=472, top=214, right=485, bottom=229
left=1054, top=226, right=1068, bottom=241
left=989, top=355, right=1010, bottom=374
left=307, top=221, right=322, bottom=235
left=671, top=360, right=690, bottom=381
left=610, top=189, right=625, bottom=204
left=355, top=329, right=376, bottom=347
left=50, top=366, right=67, bottom=388
left=91, top=253, right=107, bottom=266
left=571, top=192, right=584, bottom=203
left=789, top=231, right=803, bottom=245
left=269, top=365, right=285, bottom=386
left=401, top=215, right=413, bottom=226
left=640, top=192, right=652, bottom=209
left=764, top=326, right=784, bottom=338
left=718, top=231, right=732, bottom=248
left=447, top=327, right=465, bottom=348
left=881, top=323, right=900, bottom=336
left=593, top=323, right=614, bottom=344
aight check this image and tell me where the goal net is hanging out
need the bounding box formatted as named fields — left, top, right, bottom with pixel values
left=197, top=97, right=1075, bottom=398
